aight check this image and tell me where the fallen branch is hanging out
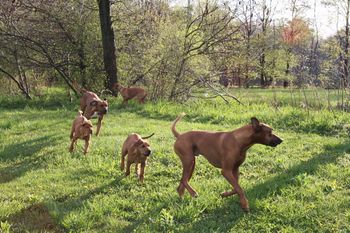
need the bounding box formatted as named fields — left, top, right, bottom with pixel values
left=198, top=76, right=243, bottom=105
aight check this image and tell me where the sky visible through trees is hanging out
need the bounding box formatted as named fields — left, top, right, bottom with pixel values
left=173, top=0, right=345, bottom=39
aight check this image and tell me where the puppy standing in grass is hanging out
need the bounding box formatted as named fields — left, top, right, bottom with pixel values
left=171, top=113, right=283, bottom=212
left=69, top=111, right=93, bottom=155
left=120, top=133, right=154, bottom=182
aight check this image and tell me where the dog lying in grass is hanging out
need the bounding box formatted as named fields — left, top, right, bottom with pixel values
left=114, top=83, right=147, bottom=104
left=69, top=111, right=93, bottom=155
left=120, top=133, right=154, bottom=182
left=171, top=113, right=283, bottom=212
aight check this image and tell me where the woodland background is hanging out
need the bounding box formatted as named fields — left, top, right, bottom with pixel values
left=1, top=0, right=350, bottom=103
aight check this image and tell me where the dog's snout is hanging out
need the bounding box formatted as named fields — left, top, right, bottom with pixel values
left=145, top=150, right=151, bottom=156
left=270, top=137, right=283, bottom=147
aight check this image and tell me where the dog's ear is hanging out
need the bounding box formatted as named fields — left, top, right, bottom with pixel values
left=251, top=117, right=261, bottom=132
left=130, top=139, right=143, bottom=152
left=90, top=100, right=98, bottom=106
left=134, top=139, right=143, bottom=146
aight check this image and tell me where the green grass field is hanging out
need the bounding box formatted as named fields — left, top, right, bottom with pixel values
left=0, top=88, right=349, bottom=232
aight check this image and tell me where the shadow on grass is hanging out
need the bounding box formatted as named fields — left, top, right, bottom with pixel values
left=1, top=168, right=123, bottom=232
left=4, top=203, right=65, bottom=233
left=182, top=141, right=350, bottom=233
left=0, top=135, right=59, bottom=162
left=0, top=95, right=76, bottom=111
left=0, top=135, right=61, bottom=183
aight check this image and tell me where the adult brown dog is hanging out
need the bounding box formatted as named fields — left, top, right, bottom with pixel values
left=114, top=83, right=147, bottom=104
left=73, top=81, right=108, bottom=136
left=120, top=133, right=154, bottom=182
left=171, top=113, right=283, bottom=212
left=69, top=111, right=93, bottom=154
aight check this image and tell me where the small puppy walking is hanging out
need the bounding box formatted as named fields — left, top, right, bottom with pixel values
left=69, top=111, right=93, bottom=154
left=114, top=83, right=147, bottom=104
left=120, top=133, right=154, bottom=182
left=171, top=113, right=283, bottom=212
left=73, top=81, right=108, bottom=136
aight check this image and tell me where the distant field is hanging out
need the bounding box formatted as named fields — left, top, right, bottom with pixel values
left=0, top=88, right=349, bottom=232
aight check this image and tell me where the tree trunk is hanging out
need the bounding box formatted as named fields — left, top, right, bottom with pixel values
left=260, top=52, right=266, bottom=86
left=245, top=37, right=250, bottom=88
left=169, top=57, right=186, bottom=100
left=97, top=0, right=117, bottom=95
left=343, top=0, right=350, bottom=87
left=259, top=1, right=268, bottom=87
left=78, top=40, right=87, bottom=87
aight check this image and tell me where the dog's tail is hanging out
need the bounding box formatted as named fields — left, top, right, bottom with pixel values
left=142, top=133, right=154, bottom=139
left=77, top=110, right=83, bottom=116
left=171, top=113, right=185, bottom=138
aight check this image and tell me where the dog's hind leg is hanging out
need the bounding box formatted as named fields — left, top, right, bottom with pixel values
left=120, top=150, right=127, bottom=171
left=70, top=124, right=75, bottom=140
left=177, top=154, right=198, bottom=198
left=188, top=158, right=196, bottom=181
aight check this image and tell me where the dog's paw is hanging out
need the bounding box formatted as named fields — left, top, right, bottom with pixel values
left=190, top=191, right=199, bottom=198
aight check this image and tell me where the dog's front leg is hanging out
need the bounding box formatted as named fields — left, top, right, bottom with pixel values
left=125, top=160, right=132, bottom=176
left=120, top=153, right=126, bottom=171
left=96, top=116, right=103, bottom=136
left=139, top=162, right=145, bottom=183
left=134, top=162, right=139, bottom=176
left=221, top=168, right=239, bottom=197
left=83, top=139, right=90, bottom=155
left=69, top=138, right=77, bottom=153
left=221, top=169, right=249, bottom=212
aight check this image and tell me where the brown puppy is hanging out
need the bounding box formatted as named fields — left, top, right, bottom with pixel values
left=120, top=133, right=154, bottom=182
left=171, top=113, right=283, bottom=212
left=69, top=111, right=93, bottom=154
left=114, top=83, right=147, bottom=104
left=73, top=81, right=108, bottom=136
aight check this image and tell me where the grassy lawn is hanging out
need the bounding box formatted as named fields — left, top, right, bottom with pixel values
left=0, top=88, right=349, bottom=232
